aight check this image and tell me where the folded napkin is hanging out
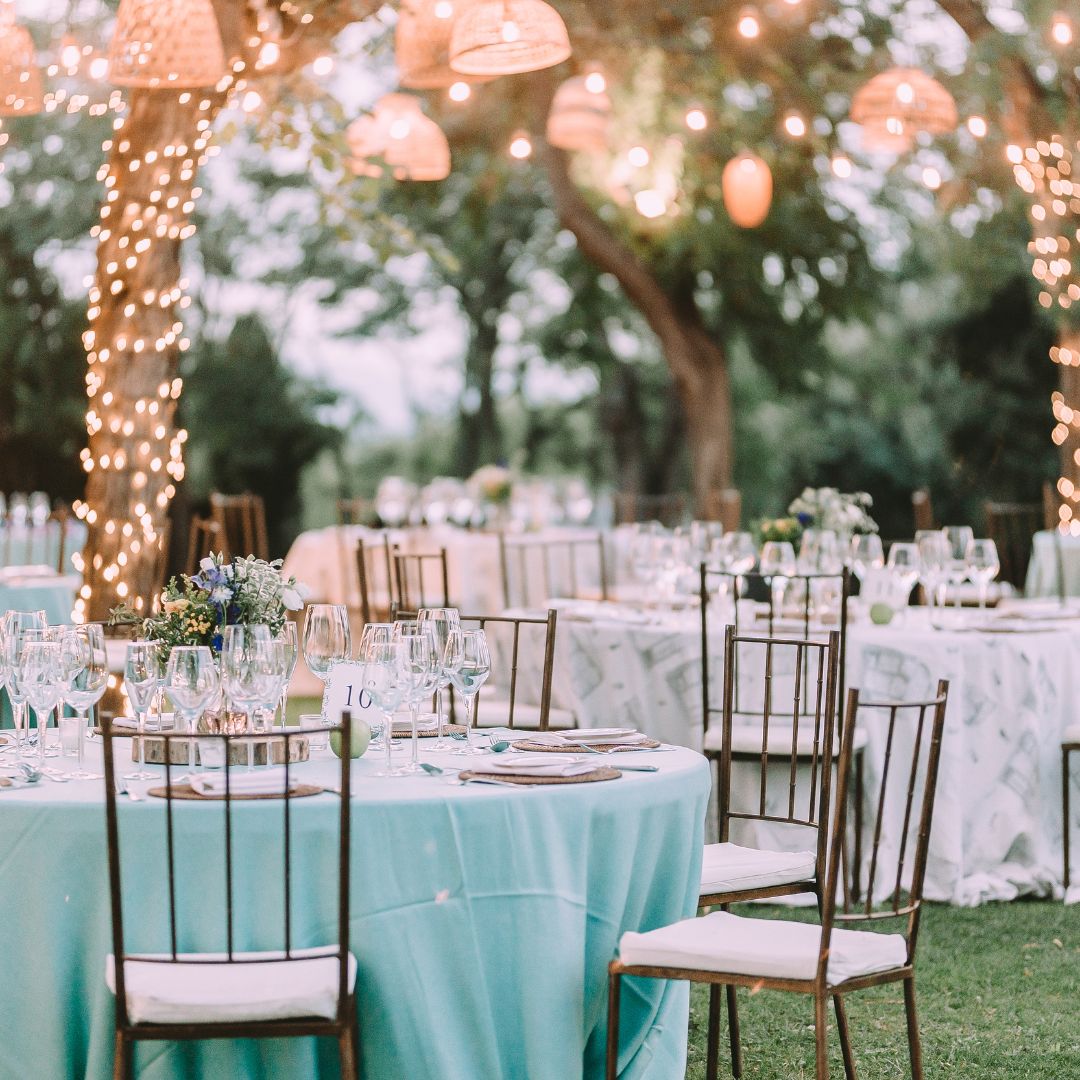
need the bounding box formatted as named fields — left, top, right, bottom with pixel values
left=189, top=768, right=302, bottom=797
left=474, top=754, right=599, bottom=778
left=527, top=728, right=647, bottom=746
left=107, top=717, right=141, bottom=731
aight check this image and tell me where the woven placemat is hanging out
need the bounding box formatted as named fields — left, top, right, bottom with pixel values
left=147, top=782, right=324, bottom=801
left=510, top=738, right=661, bottom=754
left=457, top=766, right=621, bottom=786
left=390, top=723, right=467, bottom=739
left=93, top=725, right=137, bottom=737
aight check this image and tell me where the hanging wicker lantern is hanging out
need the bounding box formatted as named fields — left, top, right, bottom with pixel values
left=108, top=0, right=227, bottom=89
left=722, top=152, right=772, bottom=228
left=348, top=94, right=451, bottom=182
left=858, top=120, right=914, bottom=155
left=397, top=0, right=492, bottom=89
left=546, top=72, right=611, bottom=153
left=0, top=7, right=43, bottom=117
left=850, top=68, right=957, bottom=145
left=449, top=0, right=571, bottom=77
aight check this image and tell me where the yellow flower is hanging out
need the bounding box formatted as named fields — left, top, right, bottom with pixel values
left=163, top=598, right=190, bottom=615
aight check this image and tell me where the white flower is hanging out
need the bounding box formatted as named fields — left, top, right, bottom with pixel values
left=282, top=587, right=303, bottom=611
left=199, top=557, right=216, bottom=573
left=210, top=586, right=233, bottom=604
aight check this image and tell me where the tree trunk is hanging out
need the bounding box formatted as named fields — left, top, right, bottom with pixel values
left=456, top=317, right=502, bottom=474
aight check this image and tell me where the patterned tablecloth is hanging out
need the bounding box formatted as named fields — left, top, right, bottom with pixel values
left=540, top=600, right=1080, bottom=906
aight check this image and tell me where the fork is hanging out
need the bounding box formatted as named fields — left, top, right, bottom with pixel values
left=115, top=778, right=145, bottom=802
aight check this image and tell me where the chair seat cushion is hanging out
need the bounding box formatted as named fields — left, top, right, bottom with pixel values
left=107, top=945, right=356, bottom=1025
left=473, top=698, right=577, bottom=730
left=700, top=842, right=816, bottom=897
left=703, top=723, right=869, bottom=756
left=620, top=911, right=907, bottom=988
left=1064, top=724, right=1080, bottom=745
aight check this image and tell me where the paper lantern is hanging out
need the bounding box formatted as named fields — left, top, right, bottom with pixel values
left=108, top=0, right=227, bottom=89
left=546, top=73, right=611, bottom=153
left=0, top=7, right=42, bottom=117
left=397, top=0, right=492, bottom=89
left=850, top=68, right=957, bottom=144
left=449, top=0, right=571, bottom=77
left=722, top=153, right=772, bottom=228
left=347, top=94, right=451, bottom=182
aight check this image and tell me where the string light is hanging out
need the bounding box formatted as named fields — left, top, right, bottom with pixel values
left=685, top=106, right=708, bottom=132
left=737, top=6, right=761, bottom=39
left=634, top=188, right=667, bottom=218
left=627, top=144, right=650, bottom=167
left=509, top=129, right=533, bottom=159
left=783, top=112, right=806, bottom=137
left=1051, top=12, right=1074, bottom=47
left=967, top=115, right=987, bottom=138
left=448, top=80, right=471, bottom=101
left=831, top=154, right=852, bottom=178
left=311, top=54, right=334, bottom=76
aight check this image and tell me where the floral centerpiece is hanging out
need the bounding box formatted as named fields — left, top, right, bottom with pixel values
left=756, top=517, right=804, bottom=544
left=111, top=553, right=308, bottom=653
left=788, top=487, right=878, bottom=537
left=469, top=464, right=513, bottom=506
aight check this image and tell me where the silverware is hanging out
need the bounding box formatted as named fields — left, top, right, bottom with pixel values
left=114, top=778, right=144, bottom=802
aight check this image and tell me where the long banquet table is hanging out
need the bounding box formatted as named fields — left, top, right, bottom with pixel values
left=0, top=735, right=709, bottom=1080
left=537, top=599, right=1080, bottom=907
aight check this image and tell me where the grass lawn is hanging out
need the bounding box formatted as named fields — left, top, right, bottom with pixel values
left=685, top=902, right=1079, bottom=1079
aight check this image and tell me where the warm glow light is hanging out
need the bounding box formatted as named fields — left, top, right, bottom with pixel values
left=509, top=131, right=533, bottom=159
left=434, top=0, right=454, bottom=15
left=312, top=54, right=334, bottom=76
left=448, top=80, right=471, bottom=101
left=61, top=41, right=82, bottom=70
left=967, top=115, right=987, bottom=138
left=922, top=166, right=942, bottom=190
left=241, top=90, right=262, bottom=112
left=737, top=7, right=761, bottom=38
left=783, top=113, right=806, bottom=138
left=501, top=18, right=521, bottom=43
left=634, top=188, right=667, bottom=218
left=258, top=41, right=280, bottom=67
left=831, top=154, right=852, bottom=178
left=685, top=107, right=708, bottom=132
left=89, top=56, right=109, bottom=80
left=1051, top=12, right=1074, bottom=46
left=584, top=70, right=606, bottom=94
left=628, top=145, right=650, bottom=167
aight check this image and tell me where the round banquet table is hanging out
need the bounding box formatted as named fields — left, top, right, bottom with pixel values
left=538, top=599, right=1080, bottom=907
left=0, top=735, right=709, bottom=1080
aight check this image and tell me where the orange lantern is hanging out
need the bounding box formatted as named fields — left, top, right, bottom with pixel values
left=545, top=72, right=611, bottom=153
left=348, top=94, right=451, bottom=182
left=449, top=0, right=571, bottom=77
left=722, top=153, right=772, bottom=228
left=850, top=68, right=956, bottom=147
left=397, top=0, right=493, bottom=89
left=108, top=0, right=227, bottom=89
left=0, top=6, right=42, bottom=117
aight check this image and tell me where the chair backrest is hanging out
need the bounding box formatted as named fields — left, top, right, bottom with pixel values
left=985, top=500, right=1043, bottom=588
left=101, top=716, right=353, bottom=1029
left=497, top=531, right=609, bottom=608
left=210, top=493, right=269, bottom=561
left=336, top=498, right=375, bottom=527
left=355, top=535, right=395, bottom=625
left=185, top=515, right=225, bottom=574
left=392, top=546, right=451, bottom=613
left=703, top=488, right=742, bottom=532
left=714, top=627, right=841, bottom=867
left=700, top=565, right=850, bottom=729
left=0, top=504, right=71, bottom=571
left=1042, top=481, right=1059, bottom=533
left=614, top=492, right=689, bottom=529
left=819, top=683, right=949, bottom=976
left=912, top=489, right=934, bottom=533
left=394, top=606, right=558, bottom=730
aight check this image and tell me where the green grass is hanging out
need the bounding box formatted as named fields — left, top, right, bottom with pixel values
left=685, top=902, right=1080, bottom=1079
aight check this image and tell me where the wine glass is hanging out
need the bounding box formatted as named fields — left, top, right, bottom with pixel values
left=58, top=624, right=108, bottom=779
left=1, top=610, right=46, bottom=755
left=164, top=646, right=220, bottom=734
left=399, top=631, right=440, bottom=774
left=361, top=640, right=409, bottom=777
left=760, top=541, right=797, bottom=616
left=886, top=542, right=921, bottom=600
left=417, top=607, right=460, bottom=749
left=443, top=628, right=491, bottom=756
left=124, top=641, right=164, bottom=781
left=942, top=526, right=974, bottom=608
left=848, top=534, right=884, bottom=586
left=966, top=539, right=1001, bottom=609
left=274, top=622, right=299, bottom=730
left=19, top=641, right=66, bottom=770
left=221, top=625, right=276, bottom=770
left=917, top=532, right=950, bottom=616
left=302, top=604, right=352, bottom=687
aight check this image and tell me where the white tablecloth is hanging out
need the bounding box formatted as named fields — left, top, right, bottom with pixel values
left=538, top=600, right=1080, bottom=906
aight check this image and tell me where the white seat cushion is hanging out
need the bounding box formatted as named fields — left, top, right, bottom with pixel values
left=704, top=723, right=869, bottom=755
left=620, top=911, right=907, bottom=988
left=700, top=842, right=816, bottom=897
left=107, top=945, right=356, bottom=1025
left=1064, top=725, right=1080, bottom=745
left=472, top=698, right=577, bottom=730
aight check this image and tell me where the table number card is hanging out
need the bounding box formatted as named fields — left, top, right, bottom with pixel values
left=321, top=660, right=374, bottom=723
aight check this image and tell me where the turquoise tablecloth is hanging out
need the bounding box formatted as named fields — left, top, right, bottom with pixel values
left=0, top=738, right=709, bottom=1079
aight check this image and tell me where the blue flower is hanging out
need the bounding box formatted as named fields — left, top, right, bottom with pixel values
left=796, top=512, right=813, bottom=526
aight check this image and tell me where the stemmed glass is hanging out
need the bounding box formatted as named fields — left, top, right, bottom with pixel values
left=58, top=624, right=108, bottom=780
left=966, top=539, right=1001, bottom=609
left=361, top=641, right=409, bottom=777
left=917, top=532, right=950, bottom=617
left=1, top=610, right=46, bottom=756
left=398, top=631, right=440, bottom=774
left=943, top=526, right=974, bottom=608
left=302, top=604, right=352, bottom=688
left=19, top=641, right=67, bottom=770
left=164, top=646, right=221, bottom=770
left=848, top=534, right=884, bottom=587
left=124, top=641, right=164, bottom=781
left=275, top=622, right=299, bottom=729
left=886, top=542, right=921, bottom=601
left=417, top=608, right=460, bottom=748
left=760, top=541, right=797, bottom=616
left=357, top=623, right=394, bottom=748
left=221, top=625, right=276, bottom=770
left=443, top=628, right=491, bottom=756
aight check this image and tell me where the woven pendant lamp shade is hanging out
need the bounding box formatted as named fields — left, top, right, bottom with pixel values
left=722, top=152, right=772, bottom=228
left=850, top=68, right=956, bottom=142
left=397, top=0, right=492, bottom=89
left=108, top=0, right=227, bottom=89
left=449, top=0, right=571, bottom=77
left=546, top=74, right=611, bottom=153
left=348, top=94, right=451, bottom=182
left=0, top=7, right=43, bottom=117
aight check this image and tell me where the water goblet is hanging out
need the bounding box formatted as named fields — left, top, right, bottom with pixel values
left=1, top=610, right=46, bottom=756
left=417, top=607, right=460, bottom=748
left=966, top=539, right=1001, bottom=609
left=760, top=541, right=797, bottom=616
left=221, top=625, right=275, bottom=770
left=942, top=526, right=974, bottom=608
left=399, top=631, right=440, bottom=774
left=124, top=641, right=165, bottom=780
left=361, top=641, right=409, bottom=777
left=58, top=624, right=108, bottom=779
left=165, top=645, right=220, bottom=767
left=917, top=532, right=950, bottom=619
left=275, top=622, right=299, bottom=729
left=444, top=628, right=491, bottom=756
left=848, top=534, right=884, bottom=586
left=886, top=542, right=921, bottom=599
left=19, top=641, right=65, bottom=770
left=302, top=604, right=352, bottom=687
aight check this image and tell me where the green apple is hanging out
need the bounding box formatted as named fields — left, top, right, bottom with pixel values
left=869, top=602, right=894, bottom=626
left=330, top=714, right=371, bottom=759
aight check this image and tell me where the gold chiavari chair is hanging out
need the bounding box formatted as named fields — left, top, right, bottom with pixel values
left=614, top=492, right=689, bottom=529
left=102, top=716, right=359, bottom=1079
left=607, top=682, right=950, bottom=1080
left=392, top=545, right=451, bottom=613
left=984, top=499, right=1045, bottom=589
left=336, top=498, right=376, bottom=527
left=210, top=492, right=269, bottom=562
left=185, top=515, right=225, bottom=574
left=355, top=535, right=395, bottom=625
left=911, top=489, right=934, bottom=533
left=1063, top=725, right=1080, bottom=892
left=497, top=531, right=609, bottom=609
left=704, top=488, right=742, bottom=533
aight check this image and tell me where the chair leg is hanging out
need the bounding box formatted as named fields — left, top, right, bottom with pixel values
left=814, top=992, right=830, bottom=1079
left=852, top=751, right=865, bottom=905
left=606, top=969, right=621, bottom=1080
left=112, top=1031, right=132, bottom=1080
left=705, top=983, right=721, bottom=1080
left=903, top=977, right=924, bottom=1080
left=726, top=984, right=743, bottom=1079
left=339, top=1013, right=360, bottom=1080
left=1064, top=747, right=1072, bottom=891
left=833, top=994, right=857, bottom=1080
